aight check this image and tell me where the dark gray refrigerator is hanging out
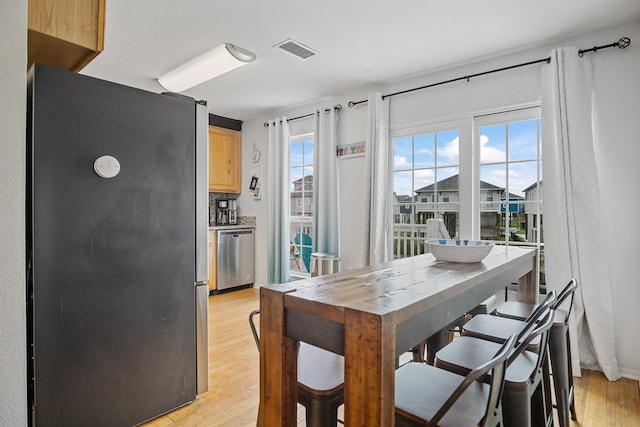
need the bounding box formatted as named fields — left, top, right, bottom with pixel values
left=26, top=64, right=209, bottom=426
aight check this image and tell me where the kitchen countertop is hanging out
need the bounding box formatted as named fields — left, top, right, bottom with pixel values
left=209, top=224, right=256, bottom=230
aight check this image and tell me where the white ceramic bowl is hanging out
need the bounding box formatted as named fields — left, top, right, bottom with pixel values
left=425, top=239, right=494, bottom=263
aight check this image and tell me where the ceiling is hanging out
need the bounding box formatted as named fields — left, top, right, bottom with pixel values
left=81, top=0, right=640, bottom=122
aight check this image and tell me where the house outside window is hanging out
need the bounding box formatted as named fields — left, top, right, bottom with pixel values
left=290, top=133, right=314, bottom=276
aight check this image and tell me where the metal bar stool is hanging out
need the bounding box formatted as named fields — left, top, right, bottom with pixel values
left=250, top=310, right=344, bottom=427
left=496, top=278, right=579, bottom=427
left=434, top=301, right=556, bottom=427
left=396, top=334, right=517, bottom=427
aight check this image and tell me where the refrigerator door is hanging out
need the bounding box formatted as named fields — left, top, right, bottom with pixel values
left=28, top=64, right=198, bottom=426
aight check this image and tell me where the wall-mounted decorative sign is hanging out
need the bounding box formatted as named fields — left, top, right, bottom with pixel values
left=336, top=142, right=365, bottom=158
left=249, top=166, right=262, bottom=200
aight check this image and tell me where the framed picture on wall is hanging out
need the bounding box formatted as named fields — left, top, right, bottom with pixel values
left=249, top=176, right=259, bottom=191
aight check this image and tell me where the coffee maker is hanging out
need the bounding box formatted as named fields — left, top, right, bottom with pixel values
left=216, top=198, right=237, bottom=225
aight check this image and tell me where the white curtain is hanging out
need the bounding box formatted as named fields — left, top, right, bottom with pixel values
left=266, top=118, right=291, bottom=284
left=364, top=92, right=391, bottom=265
left=312, top=107, right=341, bottom=260
left=541, top=47, right=620, bottom=380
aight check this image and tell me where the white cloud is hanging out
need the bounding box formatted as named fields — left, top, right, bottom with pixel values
left=439, top=136, right=459, bottom=163
left=480, top=134, right=506, bottom=163
left=394, top=155, right=411, bottom=169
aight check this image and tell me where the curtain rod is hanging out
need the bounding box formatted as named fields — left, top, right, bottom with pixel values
left=263, top=104, right=342, bottom=127
left=348, top=36, right=631, bottom=108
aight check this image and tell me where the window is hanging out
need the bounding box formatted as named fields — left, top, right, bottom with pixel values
left=391, top=106, right=544, bottom=290
left=476, top=112, right=542, bottom=245
left=392, top=127, right=460, bottom=258
left=475, top=108, right=544, bottom=286
left=290, top=133, right=314, bottom=276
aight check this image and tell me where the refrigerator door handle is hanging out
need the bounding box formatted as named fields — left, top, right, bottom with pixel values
left=195, top=101, right=209, bottom=283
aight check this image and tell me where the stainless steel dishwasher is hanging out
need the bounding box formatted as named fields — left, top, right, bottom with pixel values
left=217, top=228, right=255, bottom=290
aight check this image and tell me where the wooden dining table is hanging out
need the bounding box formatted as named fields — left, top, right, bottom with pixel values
left=258, top=245, right=538, bottom=426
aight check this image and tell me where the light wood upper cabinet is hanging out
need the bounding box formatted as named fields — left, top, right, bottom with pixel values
left=209, top=126, right=242, bottom=193
left=28, top=0, right=106, bottom=72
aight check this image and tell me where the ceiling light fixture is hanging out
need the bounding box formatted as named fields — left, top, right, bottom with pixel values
left=157, top=43, right=256, bottom=92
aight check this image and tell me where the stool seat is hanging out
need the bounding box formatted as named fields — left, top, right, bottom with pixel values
left=396, top=362, right=491, bottom=427
left=498, top=302, right=568, bottom=325
left=297, top=342, right=344, bottom=393
left=462, top=314, right=541, bottom=350
left=396, top=335, right=516, bottom=427
left=435, top=336, right=539, bottom=387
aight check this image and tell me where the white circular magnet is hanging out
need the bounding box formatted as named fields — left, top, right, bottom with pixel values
left=94, top=155, right=121, bottom=179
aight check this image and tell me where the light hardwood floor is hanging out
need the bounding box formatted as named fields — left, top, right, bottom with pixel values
left=143, top=287, right=640, bottom=427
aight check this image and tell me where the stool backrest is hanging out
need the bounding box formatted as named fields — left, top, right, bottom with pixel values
left=553, top=278, right=578, bottom=322
left=429, top=333, right=518, bottom=427
left=523, top=289, right=556, bottom=325
left=510, top=289, right=556, bottom=370
left=249, top=309, right=260, bottom=350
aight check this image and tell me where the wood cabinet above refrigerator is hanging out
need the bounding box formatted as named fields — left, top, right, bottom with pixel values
left=209, top=126, right=242, bottom=193
left=28, top=0, right=106, bottom=72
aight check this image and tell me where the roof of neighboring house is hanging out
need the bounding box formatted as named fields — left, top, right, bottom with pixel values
left=292, top=175, right=314, bottom=185
left=522, top=180, right=543, bottom=193
left=394, top=193, right=414, bottom=203
left=415, top=174, right=504, bottom=193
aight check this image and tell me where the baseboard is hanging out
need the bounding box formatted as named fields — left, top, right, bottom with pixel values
left=619, top=367, right=640, bottom=381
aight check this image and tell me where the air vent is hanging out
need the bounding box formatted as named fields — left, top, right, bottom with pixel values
left=274, top=39, right=317, bottom=60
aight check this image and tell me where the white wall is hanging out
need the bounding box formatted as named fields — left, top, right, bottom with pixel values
left=0, top=0, right=28, bottom=424
left=240, top=20, right=640, bottom=378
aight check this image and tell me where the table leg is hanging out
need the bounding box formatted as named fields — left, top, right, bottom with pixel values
left=344, top=308, right=395, bottom=426
left=259, top=287, right=298, bottom=427
left=518, top=252, right=539, bottom=304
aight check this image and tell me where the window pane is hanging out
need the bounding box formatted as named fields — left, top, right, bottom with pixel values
left=303, top=139, right=314, bottom=161
left=290, top=167, right=303, bottom=192
left=413, top=133, right=435, bottom=169
left=436, top=129, right=459, bottom=167
left=480, top=124, right=506, bottom=164
left=393, top=170, right=413, bottom=198
left=508, top=119, right=540, bottom=162
left=509, top=161, right=538, bottom=197
left=480, top=164, right=506, bottom=191
left=290, top=141, right=303, bottom=167
left=415, top=174, right=435, bottom=224
left=414, top=168, right=434, bottom=196
left=393, top=136, right=413, bottom=171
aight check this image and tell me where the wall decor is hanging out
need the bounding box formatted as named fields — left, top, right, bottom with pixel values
left=336, top=142, right=365, bottom=158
